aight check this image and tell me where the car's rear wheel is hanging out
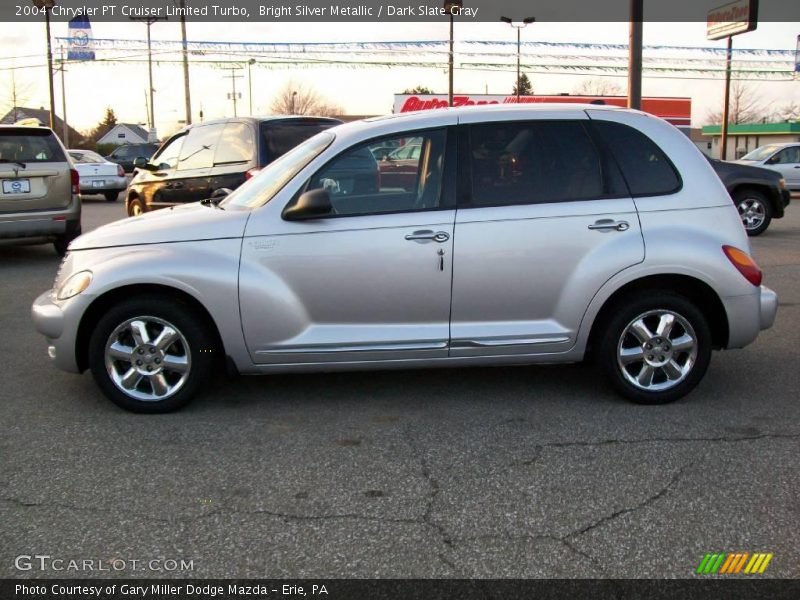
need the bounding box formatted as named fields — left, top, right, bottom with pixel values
left=127, top=197, right=145, bottom=217
left=105, top=191, right=119, bottom=202
left=598, top=292, right=712, bottom=404
left=88, top=297, right=217, bottom=412
left=734, top=188, right=771, bottom=236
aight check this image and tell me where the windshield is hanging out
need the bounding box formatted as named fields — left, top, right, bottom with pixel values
left=221, top=131, right=334, bottom=209
left=740, top=145, right=780, bottom=161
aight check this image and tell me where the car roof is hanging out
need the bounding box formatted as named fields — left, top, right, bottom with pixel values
left=0, top=124, right=56, bottom=134
left=185, top=115, right=342, bottom=128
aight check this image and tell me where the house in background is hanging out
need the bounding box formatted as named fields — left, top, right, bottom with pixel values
left=0, top=106, right=82, bottom=147
left=701, top=122, right=800, bottom=160
left=97, top=123, right=153, bottom=147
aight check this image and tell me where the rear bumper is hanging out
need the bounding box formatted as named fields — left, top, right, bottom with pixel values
left=79, top=175, right=127, bottom=193
left=724, top=285, right=778, bottom=348
left=0, top=194, right=80, bottom=240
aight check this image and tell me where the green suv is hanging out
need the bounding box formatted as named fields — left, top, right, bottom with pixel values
left=0, top=125, right=81, bottom=256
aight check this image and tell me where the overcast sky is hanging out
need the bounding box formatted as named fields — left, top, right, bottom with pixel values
left=1, top=20, right=798, bottom=139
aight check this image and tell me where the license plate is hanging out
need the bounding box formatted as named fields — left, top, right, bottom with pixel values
left=2, top=179, right=31, bottom=194
left=92, top=180, right=105, bottom=188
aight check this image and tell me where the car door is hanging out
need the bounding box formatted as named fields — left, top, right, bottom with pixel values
left=239, top=126, right=456, bottom=365
left=131, top=133, right=185, bottom=208
left=765, top=145, right=800, bottom=190
left=449, top=112, right=645, bottom=357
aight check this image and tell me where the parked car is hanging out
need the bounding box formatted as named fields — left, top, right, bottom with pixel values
left=125, top=116, right=342, bottom=217
left=105, top=143, right=159, bottom=174
left=709, top=158, right=791, bottom=236
left=32, top=104, right=777, bottom=412
left=378, top=140, right=422, bottom=191
left=0, top=125, right=80, bottom=256
left=68, top=150, right=127, bottom=202
left=733, top=142, right=800, bottom=191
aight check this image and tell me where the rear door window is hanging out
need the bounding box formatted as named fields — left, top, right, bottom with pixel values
left=261, top=120, right=338, bottom=164
left=592, top=121, right=681, bottom=197
left=214, top=122, right=255, bottom=166
left=467, top=120, right=624, bottom=207
left=0, top=129, right=65, bottom=163
left=177, top=124, right=224, bottom=171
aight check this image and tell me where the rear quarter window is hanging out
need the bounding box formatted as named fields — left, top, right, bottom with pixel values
left=261, top=121, right=338, bottom=164
left=592, top=121, right=681, bottom=197
left=0, top=129, right=66, bottom=163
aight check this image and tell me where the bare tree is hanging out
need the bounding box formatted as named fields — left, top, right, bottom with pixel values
left=572, top=78, right=624, bottom=96
left=269, top=80, right=342, bottom=117
left=705, top=80, right=769, bottom=125
left=1, top=71, right=34, bottom=122
left=771, top=100, right=800, bottom=122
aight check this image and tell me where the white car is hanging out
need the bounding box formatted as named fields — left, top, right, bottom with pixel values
left=734, top=143, right=800, bottom=191
left=68, top=150, right=128, bottom=202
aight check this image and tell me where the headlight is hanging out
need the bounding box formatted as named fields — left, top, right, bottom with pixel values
left=778, top=178, right=786, bottom=189
left=56, top=270, right=93, bottom=300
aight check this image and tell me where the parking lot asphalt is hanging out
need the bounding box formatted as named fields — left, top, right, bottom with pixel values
left=1, top=195, right=798, bottom=579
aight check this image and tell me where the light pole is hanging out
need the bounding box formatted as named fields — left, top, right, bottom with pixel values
left=500, top=16, right=535, bottom=102
left=443, top=0, right=462, bottom=107
left=248, top=58, right=256, bottom=116
left=130, top=15, right=167, bottom=137
left=32, top=0, right=57, bottom=130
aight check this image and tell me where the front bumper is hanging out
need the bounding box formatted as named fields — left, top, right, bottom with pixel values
left=780, top=189, right=791, bottom=209
left=31, top=289, right=92, bottom=373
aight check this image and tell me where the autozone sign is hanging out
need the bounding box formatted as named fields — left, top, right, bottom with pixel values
left=393, top=94, right=692, bottom=129
left=707, top=0, right=758, bottom=41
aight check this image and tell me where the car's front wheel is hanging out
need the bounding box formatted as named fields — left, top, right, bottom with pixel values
left=598, top=292, right=712, bottom=404
left=734, top=188, right=772, bottom=236
left=88, top=297, right=217, bottom=412
left=127, top=196, right=145, bottom=217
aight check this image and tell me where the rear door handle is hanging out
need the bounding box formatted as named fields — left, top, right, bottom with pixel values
left=405, top=230, right=450, bottom=243
left=588, top=219, right=630, bottom=232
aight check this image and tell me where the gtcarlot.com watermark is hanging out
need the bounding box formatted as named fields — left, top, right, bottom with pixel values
left=14, top=554, right=195, bottom=572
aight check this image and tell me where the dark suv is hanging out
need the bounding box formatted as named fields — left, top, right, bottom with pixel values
left=105, top=143, right=159, bottom=174
left=125, top=116, right=341, bottom=216
left=709, top=158, right=791, bottom=236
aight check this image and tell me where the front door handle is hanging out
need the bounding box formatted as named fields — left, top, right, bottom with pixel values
left=588, top=219, right=630, bottom=232
left=405, top=230, right=450, bottom=243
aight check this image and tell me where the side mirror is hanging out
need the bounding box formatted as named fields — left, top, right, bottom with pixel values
left=133, top=157, right=156, bottom=171
left=282, top=188, right=333, bottom=221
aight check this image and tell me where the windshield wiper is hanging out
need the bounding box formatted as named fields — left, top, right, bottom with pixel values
left=0, top=159, right=26, bottom=169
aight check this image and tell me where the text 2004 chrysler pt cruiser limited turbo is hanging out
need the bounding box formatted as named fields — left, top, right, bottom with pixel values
left=32, top=105, right=778, bottom=412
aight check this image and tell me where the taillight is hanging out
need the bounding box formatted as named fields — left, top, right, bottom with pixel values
left=723, top=245, right=762, bottom=287
left=245, top=167, right=261, bottom=180
left=70, top=169, right=80, bottom=195
left=117, top=164, right=125, bottom=177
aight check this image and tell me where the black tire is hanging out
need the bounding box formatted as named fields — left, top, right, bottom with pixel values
left=598, top=291, right=712, bottom=405
left=734, top=188, right=772, bottom=236
left=127, top=196, right=145, bottom=217
left=104, top=191, right=120, bottom=202
left=88, top=296, right=218, bottom=413
left=53, top=223, right=81, bottom=257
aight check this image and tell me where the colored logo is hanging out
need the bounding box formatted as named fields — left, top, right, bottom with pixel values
left=696, top=552, right=773, bottom=575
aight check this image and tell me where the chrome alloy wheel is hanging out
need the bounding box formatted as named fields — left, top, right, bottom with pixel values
left=738, top=197, right=766, bottom=231
left=616, top=309, right=698, bottom=392
left=104, top=316, right=191, bottom=401
left=131, top=203, right=143, bottom=216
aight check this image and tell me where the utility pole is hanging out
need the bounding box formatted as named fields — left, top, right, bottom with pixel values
left=178, top=0, right=192, bottom=124
left=59, top=47, right=68, bottom=146
left=720, top=36, right=733, bottom=160
left=130, top=15, right=167, bottom=137
left=247, top=58, right=256, bottom=116
left=627, top=0, right=643, bottom=110
left=225, top=68, right=243, bottom=117
left=443, top=0, right=463, bottom=107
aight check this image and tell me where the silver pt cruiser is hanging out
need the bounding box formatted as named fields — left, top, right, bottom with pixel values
left=32, top=105, right=778, bottom=412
